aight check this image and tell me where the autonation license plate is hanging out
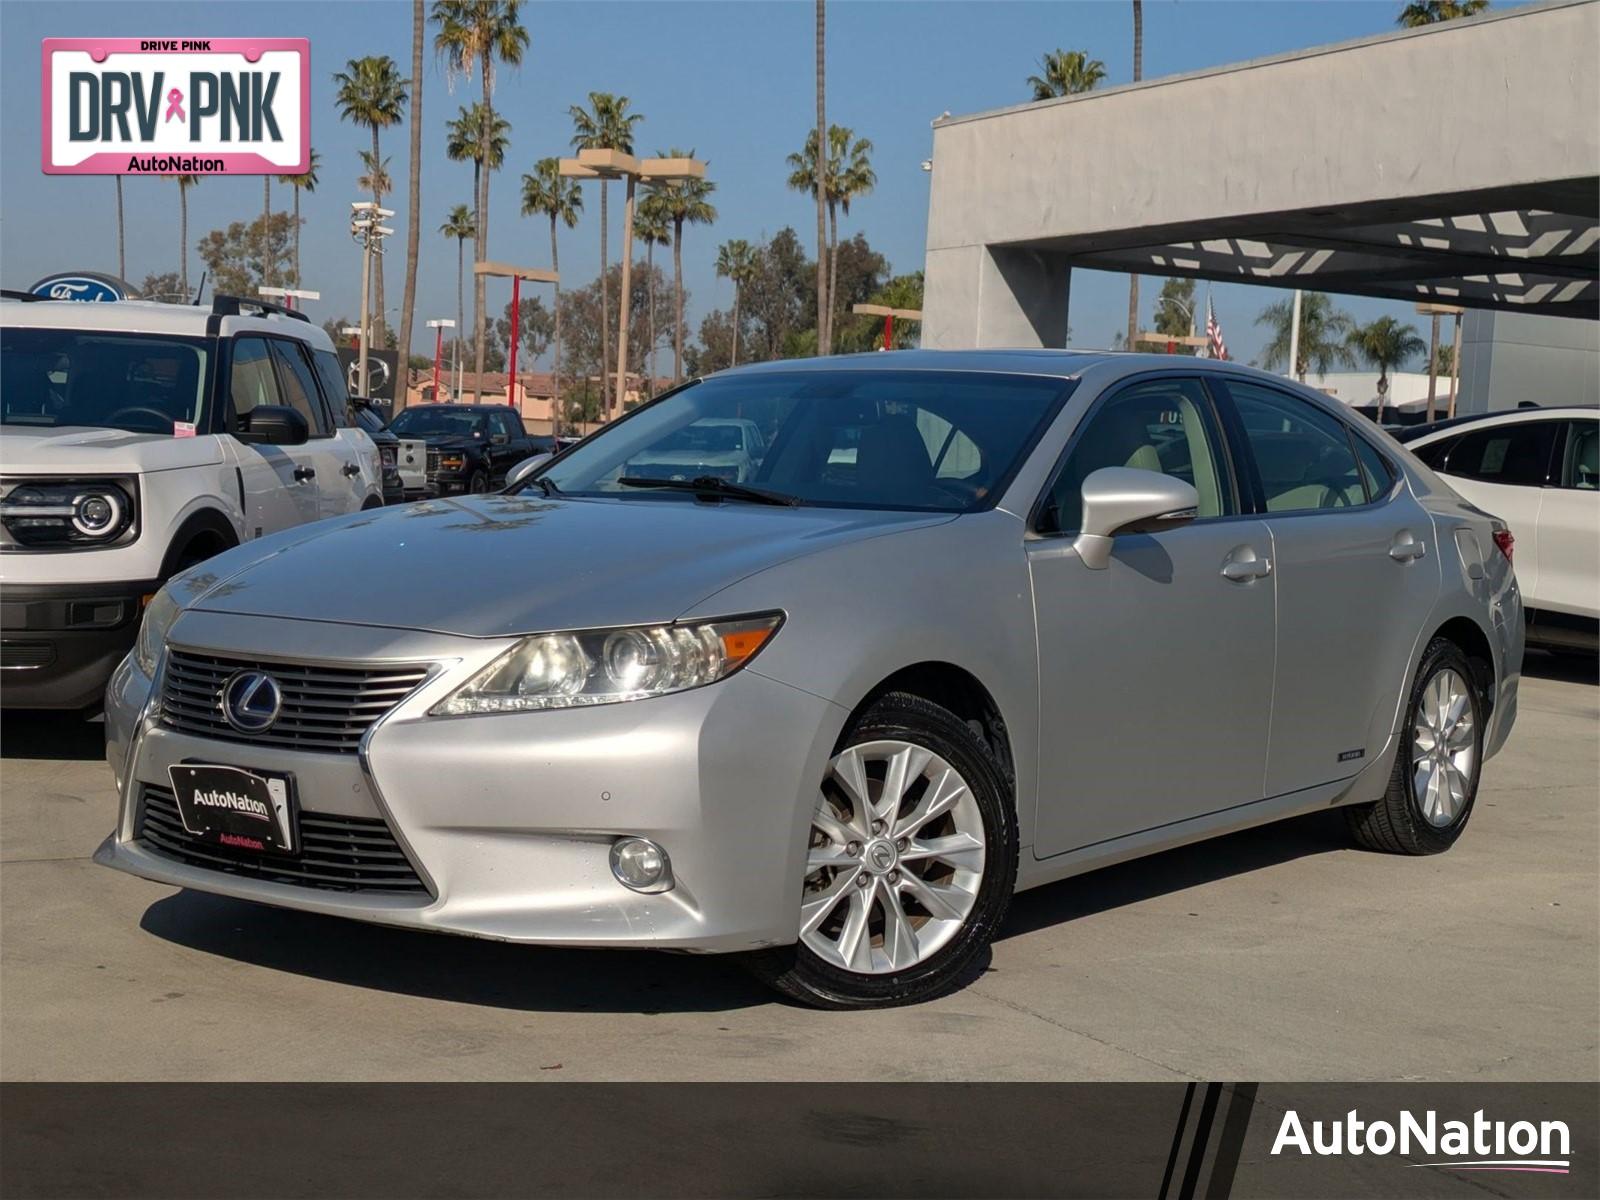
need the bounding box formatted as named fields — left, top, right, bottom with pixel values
left=167, top=764, right=297, bottom=855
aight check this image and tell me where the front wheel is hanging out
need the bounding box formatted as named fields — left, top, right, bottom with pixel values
left=468, top=470, right=491, bottom=494
left=1346, top=637, right=1485, bottom=855
left=745, top=691, right=1017, bottom=1009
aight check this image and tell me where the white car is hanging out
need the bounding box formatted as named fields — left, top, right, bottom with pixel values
left=1403, top=406, right=1598, bottom=652
left=1, top=292, right=384, bottom=708
left=623, top=416, right=766, bottom=483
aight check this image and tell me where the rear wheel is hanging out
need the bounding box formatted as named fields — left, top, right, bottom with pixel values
left=1346, top=638, right=1485, bottom=855
left=745, top=691, right=1017, bottom=1009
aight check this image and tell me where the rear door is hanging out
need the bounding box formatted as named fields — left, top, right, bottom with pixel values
left=1220, top=379, right=1441, bottom=798
left=1538, top=417, right=1600, bottom=618
left=223, top=336, right=319, bottom=532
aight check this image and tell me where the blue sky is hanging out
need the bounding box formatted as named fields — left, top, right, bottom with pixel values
left=1, top=1, right=1489, bottom=365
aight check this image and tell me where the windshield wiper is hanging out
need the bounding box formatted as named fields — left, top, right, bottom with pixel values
left=618, top=475, right=800, bottom=507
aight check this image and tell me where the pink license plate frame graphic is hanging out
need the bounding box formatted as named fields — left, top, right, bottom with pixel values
left=42, top=38, right=310, bottom=175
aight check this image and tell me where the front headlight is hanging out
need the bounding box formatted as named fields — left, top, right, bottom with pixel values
left=0, top=476, right=138, bottom=548
left=440, top=454, right=466, bottom=472
left=133, top=585, right=180, bottom=676
left=432, top=613, right=784, bottom=715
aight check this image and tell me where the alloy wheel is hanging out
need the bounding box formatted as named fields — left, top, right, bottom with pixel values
left=801, top=739, right=986, bottom=975
left=1411, top=667, right=1477, bottom=828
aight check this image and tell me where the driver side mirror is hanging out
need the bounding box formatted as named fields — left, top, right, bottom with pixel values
left=236, top=405, right=309, bottom=447
left=1073, top=467, right=1198, bottom=570
left=506, top=453, right=554, bottom=489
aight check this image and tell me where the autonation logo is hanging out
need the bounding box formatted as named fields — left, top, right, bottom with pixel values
left=1273, top=1108, right=1571, bottom=1175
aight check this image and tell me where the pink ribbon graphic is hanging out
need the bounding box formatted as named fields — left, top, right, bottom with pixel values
left=164, top=88, right=185, bottom=123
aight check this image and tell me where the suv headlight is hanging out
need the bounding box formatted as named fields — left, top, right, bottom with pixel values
left=133, top=585, right=180, bottom=676
left=0, top=477, right=138, bottom=548
left=432, top=613, right=784, bottom=715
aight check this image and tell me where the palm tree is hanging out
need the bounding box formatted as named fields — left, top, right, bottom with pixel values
left=715, top=239, right=755, bottom=367
left=787, top=126, right=876, bottom=349
left=169, top=174, right=200, bottom=299
left=261, top=175, right=272, bottom=287
left=277, top=149, right=320, bottom=288
left=1127, top=1, right=1143, bottom=354
left=397, top=0, right=426, bottom=392
left=1026, top=49, right=1108, bottom=100
left=333, top=55, right=409, bottom=347
left=357, top=152, right=393, bottom=202
left=634, top=194, right=671, bottom=385
left=647, top=148, right=717, bottom=384
left=1347, top=315, right=1426, bottom=423
left=814, top=0, right=829, bottom=355
left=444, top=101, right=509, bottom=397
left=1398, top=0, right=1489, bottom=26
left=1255, top=291, right=1354, bottom=381
left=432, top=0, right=529, bottom=397
left=569, top=92, right=644, bottom=405
left=114, top=178, right=125, bottom=283
left=440, top=203, right=477, bottom=398
left=521, top=157, right=582, bottom=424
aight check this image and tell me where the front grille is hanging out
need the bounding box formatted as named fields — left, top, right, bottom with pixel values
left=159, top=649, right=430, bottom=754
left=426, top=450, right=441, bottom=473
left=136, top=784, right=428, bottom=894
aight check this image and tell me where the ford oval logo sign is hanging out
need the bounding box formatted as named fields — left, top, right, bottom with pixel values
left=221, top=671, right=283, bottom=733
left=29, top=271, right=128, bottom=302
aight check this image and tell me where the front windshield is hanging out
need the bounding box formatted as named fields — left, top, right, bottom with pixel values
left=389, top=408, right=487, bottom=437
left=535, top=369, right=1070, bottom=512
left=1, top=326, right=210, bottom=435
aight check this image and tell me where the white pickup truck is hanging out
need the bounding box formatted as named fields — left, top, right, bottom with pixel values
left=0, top=292, right=384, bottom=709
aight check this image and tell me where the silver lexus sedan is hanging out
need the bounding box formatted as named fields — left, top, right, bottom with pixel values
left=97, top=351, right=1521, bottom=1008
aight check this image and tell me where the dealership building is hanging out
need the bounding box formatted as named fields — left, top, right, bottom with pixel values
left=921, top=0, right=1599, bottom=411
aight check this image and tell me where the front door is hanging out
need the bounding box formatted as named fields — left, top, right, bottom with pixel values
left=1535, top=418, right=1600, bottom=619
left=1029, top=376, right=1276, bottom=857
left=223, top=336, right=319, bottom=533
left=1221, top=379, right=1443, bottom=798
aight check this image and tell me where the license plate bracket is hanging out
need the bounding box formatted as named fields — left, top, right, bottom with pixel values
left=166, top=763, right=298, bottom=856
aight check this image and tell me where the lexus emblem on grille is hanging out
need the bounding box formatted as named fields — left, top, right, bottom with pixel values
left=221, top=671, right=283, bottom=733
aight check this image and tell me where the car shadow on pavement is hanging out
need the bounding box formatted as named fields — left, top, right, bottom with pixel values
left=138, top=889, right=776, bottom=1014
left=998, top=809, right=1352, bottom=941
left=1, top=710, right=105, bottom=761
left=1521, top=647, right=1598, bottom=685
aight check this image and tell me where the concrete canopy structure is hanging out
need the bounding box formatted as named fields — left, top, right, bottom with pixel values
left=922, top=0, right=1600, bottom=350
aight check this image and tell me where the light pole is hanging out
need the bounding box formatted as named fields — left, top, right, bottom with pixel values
left=473, top=261, right=558, bottom=416
left=257, top=286, right=321, bottom=312
left=350, top=202, right=394, bottom=400
left=560, top=151, right=706, bottom=420
left=852, top=303, right=922, bottom=351
left=427, top=318, right=455, bottom=402
left=1416, top=301, right=1465, bottom=421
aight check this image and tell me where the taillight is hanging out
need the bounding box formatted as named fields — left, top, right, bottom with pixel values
left=1492, top=528, right=1514, bottom=562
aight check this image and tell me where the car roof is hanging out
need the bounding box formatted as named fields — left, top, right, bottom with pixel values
left=1400, top=406, right=1597, bottom=444
left=0, top=296, right=330, bottom=346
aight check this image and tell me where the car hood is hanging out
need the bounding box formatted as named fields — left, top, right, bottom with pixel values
left=408, top=433, right=482, bottom=450
left=0, top=426, right=223, bottom=473
left=185, top=494, right=955, bottom=638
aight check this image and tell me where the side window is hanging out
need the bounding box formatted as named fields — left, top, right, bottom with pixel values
left=1228, top=382, right=1365, bottom=513
left=1442, top=421, right=1558, bottom=486
left=269, top=340, right=331, bottom=436
left=1558, top=420, right=1598, bottom=490
left=1044, top=378, right=1233, bottom=535
left=228, top=338, right=281, bottom=428
left=311, top=349, right=353, bottom=426
left=1409, top=434, right=1457, bottom=470
left=1352, top=436, right=1395, bottom=502
left=492, top=412, right=521, bottom=442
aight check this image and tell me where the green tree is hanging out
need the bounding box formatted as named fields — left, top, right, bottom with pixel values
left=813, top=0, right=829, bottom=354
left=521, top=156, right=583, bottom=424
left=1398, top=0, right=1488, bottom=26
left=788, top=126, right=875, bottom=349
left=569, top=92, right=644, bottom=409
left=439, top=203, right=477, bottom=397
left=433, top=0, right=529, bottom=394
left=137, top=272, right=183, bottom=302
left=1346, top=315, right=1426, bottom=422
left=646, top=147, right=717, bottom=385
left=197, top=214, right=296, bottom=300
left=333, top=55, right=409, bottom=346
left=495, top=295, right=553, bottom=370
left=634, top=194, right=672, bottom=384
left=714, top=238, right=756, bottom=367
left=1255, top=292, right=1355, bottom=381
left=444, top=101, right=509, bottom=395
left=398, top=0, right=427, bottom=395
left=276, top=149, right=320, bottom=288
left=166, top=174, right=200, bottom=299
left=1152, top=277, right=1199, bottom=355
left=357, top=152, right=393, bottom=201
left=1432, top=342, right=1456, bottom=376
left=1026, top=49, right=1107, bottom=99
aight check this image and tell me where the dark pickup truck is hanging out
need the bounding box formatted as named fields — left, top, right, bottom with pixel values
left=386, top=403, right=552, bottom=495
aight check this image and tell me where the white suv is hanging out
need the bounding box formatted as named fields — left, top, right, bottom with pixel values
left=1, top=293, right=383, bottom=708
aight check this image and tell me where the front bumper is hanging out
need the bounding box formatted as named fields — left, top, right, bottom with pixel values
left=96, top=609, right=845, bottom=952
left=1, top=579, right=157, bottom=708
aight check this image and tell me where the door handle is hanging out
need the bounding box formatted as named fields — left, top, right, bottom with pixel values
left=293, top=466, right=316, bottom=483
left=341, top=462, right=362, bottom=478
left=1221, top=547, right=1272, bottom=582
left=1389, top=531, right=1427, bottom=562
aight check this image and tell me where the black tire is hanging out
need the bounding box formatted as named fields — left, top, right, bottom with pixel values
left=468, top=470, right=491, bottom=494
left=1346, top=637, right=1485, bottom=855
left=744, top=691, right=1018, bottom=1009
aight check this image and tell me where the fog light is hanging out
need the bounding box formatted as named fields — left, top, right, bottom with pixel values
left=610, top=837, right=673, bottom=893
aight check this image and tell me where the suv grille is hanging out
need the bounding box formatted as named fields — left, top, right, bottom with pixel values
left=426, top=450, right=442, bottom=473
left=136, top=785, right=428, bottom=894
left=160, top=649, right=430, bottom=754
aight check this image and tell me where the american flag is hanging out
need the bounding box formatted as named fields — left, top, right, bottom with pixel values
left=1205, top=295, right=1228, bottom=361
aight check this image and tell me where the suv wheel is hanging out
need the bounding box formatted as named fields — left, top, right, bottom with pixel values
left=469, top=470, right=490, bottom=494
left=745, top=691, right=1017, bottom=1008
